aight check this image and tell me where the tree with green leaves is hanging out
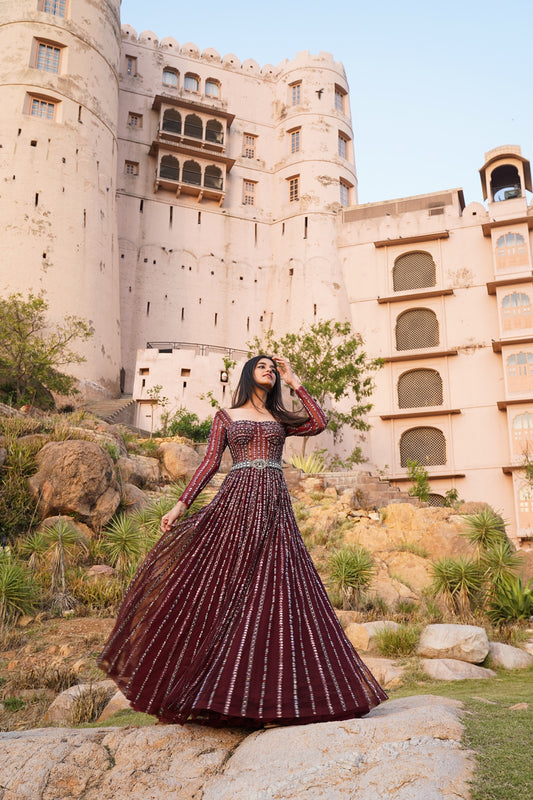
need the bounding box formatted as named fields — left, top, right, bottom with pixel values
left=248, top=320, right=383, bottom=454
left=0, top=292, right=93, bottom=408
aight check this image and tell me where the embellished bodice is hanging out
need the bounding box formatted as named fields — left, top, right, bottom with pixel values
left=178, top=386, right=326, bottom=508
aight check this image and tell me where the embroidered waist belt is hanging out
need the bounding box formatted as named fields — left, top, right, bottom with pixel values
left=230, top=458, right=283, bottom=472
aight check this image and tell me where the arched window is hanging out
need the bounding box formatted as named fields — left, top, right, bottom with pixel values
left=159, top=155, right=179, bottom=181
left=184, top=114, right=202, bottom=139
left=162, top=69, right=178, bottom=88
left=162, top=109, right=181, bottom=135
left=204, top=165, right=223, bottom=191
left=184, top=73, right=200, bottom=92
left=512, top=412, right=533, bottom=454
left=395, top=308, right=439, bottom=350
left=182, top=160, right=201, bottom=186
left=205, top=79, right=220, bottom=98
left=495, top=232, right=528, bottom=268
left=205, top=119, right=223, bottom=144
left=502, top=292, right=531, bottom=331
left=397, top=368, right=443, bottom=409
left=393, top=251, right=436, bottom=292
left=518, top=484, right=533, bottom=526
left=400, top=427, right=446, bottom=467
left=507, top=352, right=533, bottom=393
left=491, top=164, right=521, bottom=201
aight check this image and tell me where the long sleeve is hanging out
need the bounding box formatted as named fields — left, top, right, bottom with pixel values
left=177, top=411, right=228, bottom=508
left=285, top=385, right=327, bottom=438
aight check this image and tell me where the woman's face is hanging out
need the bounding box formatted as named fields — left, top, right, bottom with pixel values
left=252, top=358, right=277, bottom=390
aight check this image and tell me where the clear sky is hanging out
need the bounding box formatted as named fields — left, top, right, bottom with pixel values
left=120, top=0, right=533, bottom=206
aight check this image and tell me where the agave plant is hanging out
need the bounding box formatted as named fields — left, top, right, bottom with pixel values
left=101, top=513, right=145, bottom=576
left=289, top=452, right=326, bottom=474
left=328, top=546, right=375, bottom=610
left=481, top=539, right=524, bottom=590
left=40, top=517, right=89, bottom=596
left=0, top=553, right=38, bottom=627
left=430, top=556, right=484, bottom=616
left=462, top=508, right=507, bottom=556
left=488, top=576, right=533, bottom=625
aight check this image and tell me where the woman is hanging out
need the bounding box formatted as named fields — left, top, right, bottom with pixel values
left=98, top=355, right=387, bottom=727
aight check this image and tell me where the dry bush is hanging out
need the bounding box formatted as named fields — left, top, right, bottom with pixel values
left=69, top=685, right=113, bottom=725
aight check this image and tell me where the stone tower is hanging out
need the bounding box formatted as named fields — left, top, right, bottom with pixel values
left=0, top=0, right=122, bottom=397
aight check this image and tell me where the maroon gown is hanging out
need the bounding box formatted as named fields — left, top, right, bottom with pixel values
left=98, top=386, right=387, bottom=727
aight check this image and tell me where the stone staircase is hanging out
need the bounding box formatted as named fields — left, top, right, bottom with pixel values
left=317, top=470, right=418, bottom=508
left=81, top=395, right=135, bottom=425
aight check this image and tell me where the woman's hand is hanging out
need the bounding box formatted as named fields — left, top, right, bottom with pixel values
left=160, top=501, right=187, bottom=533
left=272, top=356, right=302, bottom=391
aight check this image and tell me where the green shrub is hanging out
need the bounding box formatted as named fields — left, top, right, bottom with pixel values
left=3, top=696, right=26, bottom=712
left=0, top=553, right=38, bottom=626
left=375, top=624, right=420, bottom=657
left=328, top=546, right=376, bottom=610
left=289, top=452, right=326, bottom=474
left=165, top=408, right=212, bottom=442
left=406, top=459, right=431, bottom=502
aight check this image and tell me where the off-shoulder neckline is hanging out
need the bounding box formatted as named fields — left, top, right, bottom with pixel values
left=218, top=408, right=282, bottom=425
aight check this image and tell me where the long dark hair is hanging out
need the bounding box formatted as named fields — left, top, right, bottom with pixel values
left=231, top=355, right=309, bottom=426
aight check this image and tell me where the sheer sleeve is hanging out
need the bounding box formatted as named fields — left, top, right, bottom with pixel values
left=177, top=411, right=228, bottom=508
left=285, top=386, right=327, bottom=438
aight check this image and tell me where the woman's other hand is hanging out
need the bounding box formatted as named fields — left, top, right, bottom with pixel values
left=161, top=501, right=187, bottom=533
left=272, top=356, right=302, bottom=391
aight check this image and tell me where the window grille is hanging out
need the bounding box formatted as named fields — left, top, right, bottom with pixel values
left=339, top=180, right=350, bottom=206
left=289, top=176, right=300, bottom=202
left=427, top=494, right=445, bottom=507
left=400, top=426, right=446, bottom=467
left=395, top=308, right=439, bottom=350
left=397, top=368, right=443, bottom=408
left=290, top=129, right=300, bottom=154
left=290, top=82, right=301, bottom=105
left=338, top=133, right=348, bottom=159
left=43, top=0, right=66, bottom=16
left=393, top=251, right=436, bottom=291
left=243, top=180, right=256, bottom=205
left=335, top=86, right=345, bottom=112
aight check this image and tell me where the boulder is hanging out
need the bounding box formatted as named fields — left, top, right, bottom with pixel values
left=488, top=641, right=533, bottom=670
left=17, top=433, right=49, bottom=450
left=121, top=482, right=150, bottom=512
left=345, top=620, right=400, bottom=652
left=29, top=440, right=121, bottom=529
left=97, top=690, right=131, bottom=722
left=523, top=640, right=533, bottom=656
left=158, top=442, right=201, bottom=482
left=0, top=696, right=472, bottom=800
left=361, top=657, right=406, bottom=688
left=85, top=564, right=115, bottom=580
left=421, top=658, right=496, bottom=681
left=42, top=680, right=117, bottom=726
left=117, top=454, right=160, bottom=488
left=417, top=623, right=489, bottom=663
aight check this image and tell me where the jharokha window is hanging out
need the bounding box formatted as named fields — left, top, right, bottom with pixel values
left=395, top=308, right=439, bottom=350
left=393, top=251, right=436, bottom=292
left=400, top=426, right=446, bottom=468
left=512, top=412, right=533, bottom=456
left=495, top=231, right=528, bottom=269
left=397, top=368, right=443, bottom=409
left=507, top=352, right=533, bottom=393
left=502, top=292, right=532, bottom=331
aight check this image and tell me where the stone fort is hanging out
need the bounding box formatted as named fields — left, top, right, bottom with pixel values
left=2, top=1, right=533, bottom=543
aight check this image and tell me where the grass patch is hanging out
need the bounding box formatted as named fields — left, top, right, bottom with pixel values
left=375, top=624, right=420, bottom=657
left=390, top=667, right=533, bottom=800
left=3, top=695, right=26, bottom=712
left=397, top=541, right=429, bottom=558
left=79, top=708, right=157, bottom=728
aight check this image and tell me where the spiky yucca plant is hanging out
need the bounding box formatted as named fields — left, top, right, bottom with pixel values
left=488, top=576, right=533, bottom=625
left=0, top=552, right=38, bottom=627
left=328, top=546, right=375, bottom=610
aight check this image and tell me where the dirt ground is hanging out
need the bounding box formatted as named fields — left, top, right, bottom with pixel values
left=0, top=616, right=115, bottom=731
